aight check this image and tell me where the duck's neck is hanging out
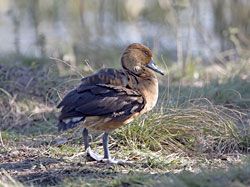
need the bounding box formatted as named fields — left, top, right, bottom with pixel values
left=125, top=70, right=159, bottom=112
left=124, top=70, right=157, bottom=88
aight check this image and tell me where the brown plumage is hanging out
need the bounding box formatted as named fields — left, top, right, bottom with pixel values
left=57, top=43, right=164, bottom=163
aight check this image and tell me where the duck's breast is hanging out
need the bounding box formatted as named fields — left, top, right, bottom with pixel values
left=139, top=78, right=159, bottom=114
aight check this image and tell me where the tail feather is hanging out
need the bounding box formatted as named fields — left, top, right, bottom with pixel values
left=58, top=117, right=85, bottom=131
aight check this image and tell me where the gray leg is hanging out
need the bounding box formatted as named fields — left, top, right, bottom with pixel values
left=102, top=132, right=129, bottom=164
left=82, top=128, right=89, bottom=150
left=82, top=128, right=102, bottom=161
left=103, top=132, right=110, bottom=159
left=83, top=130, right=130, bottom=164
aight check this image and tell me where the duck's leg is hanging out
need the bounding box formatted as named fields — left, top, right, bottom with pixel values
left=82, top=128, right=102, bottom=161
left=102, top=132, right=128, bottom=164
left=103, top=132, right=110, bottom=159
left=82, top=128, right=89, bottom=150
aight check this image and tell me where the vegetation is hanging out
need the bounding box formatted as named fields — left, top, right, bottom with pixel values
left=0, top=0, right=249, bottom=186
left=0, top=55, right=249, bottom=186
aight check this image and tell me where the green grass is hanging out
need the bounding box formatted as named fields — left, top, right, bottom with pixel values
left=159, top=76, right=250, bottom=109
left=160, top=59, right=250, bottom=108
left=114, top=105, right=243, bottom=154
left=0, top=57, right=249, bottom=186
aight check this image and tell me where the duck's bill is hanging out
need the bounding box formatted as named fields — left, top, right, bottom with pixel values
left=146, top=59, right=164, bottom=75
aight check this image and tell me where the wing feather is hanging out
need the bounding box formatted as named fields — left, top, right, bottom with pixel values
left=57, top=68, right=145, bottom=126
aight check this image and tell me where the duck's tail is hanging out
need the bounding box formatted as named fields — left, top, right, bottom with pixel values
left=58, top=117, right=85, bottom=131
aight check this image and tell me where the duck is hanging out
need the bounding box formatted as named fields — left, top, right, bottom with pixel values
left=57, top=43, right=164, bottom=163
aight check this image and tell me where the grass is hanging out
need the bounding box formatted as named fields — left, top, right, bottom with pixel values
left=107, top=162, right=250, bottom=187
left=0, top=56, right=249, bottom=186
left=1, top=159, right=249, bottom=186
left=115, top=104, right=243, bottom=154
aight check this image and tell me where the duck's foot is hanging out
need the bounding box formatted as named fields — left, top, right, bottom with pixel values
left=86, top=147, right=102, bottom=162
left=85, top=148, right=132, bottom=164
left=101, top=158, right=133, bottom=165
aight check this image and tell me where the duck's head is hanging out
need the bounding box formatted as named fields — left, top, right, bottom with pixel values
left=121, top=43, right=164, bottom=77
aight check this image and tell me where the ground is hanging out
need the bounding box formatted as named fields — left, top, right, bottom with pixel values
left=0, top=60, right=249, bottom=187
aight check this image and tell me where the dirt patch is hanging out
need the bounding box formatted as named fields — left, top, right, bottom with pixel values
left=0, top=149, right=126, bottom=186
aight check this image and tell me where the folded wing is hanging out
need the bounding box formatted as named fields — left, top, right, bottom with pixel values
left=57, top=69, right=145, bottom=130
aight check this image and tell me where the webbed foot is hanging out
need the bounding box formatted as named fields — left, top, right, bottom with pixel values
left=101, top=158, right=133, bottom=164
left=86, top=147, right=102, bottom=161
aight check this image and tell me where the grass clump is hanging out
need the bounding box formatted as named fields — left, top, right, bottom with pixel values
left=115, top=102, right=244, bottom=155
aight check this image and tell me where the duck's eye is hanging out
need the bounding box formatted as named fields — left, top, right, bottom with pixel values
left=144, top=51, right=149, bottom=56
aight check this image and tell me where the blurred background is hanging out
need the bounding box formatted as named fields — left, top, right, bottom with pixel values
left=0, top=1, right=250, bottom=185
left=0, top=0, right=249, bottom=107
left=0, top=0, right=249, bottom=74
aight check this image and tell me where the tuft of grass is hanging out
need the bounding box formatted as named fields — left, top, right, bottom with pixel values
left=115, top=103, right=244, bottom=155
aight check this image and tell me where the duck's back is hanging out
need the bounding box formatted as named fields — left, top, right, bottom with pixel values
left=80, top=68, right=128, bottom=86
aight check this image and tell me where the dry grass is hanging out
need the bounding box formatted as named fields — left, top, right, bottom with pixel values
left=0, top=58, right=249, bottom=186
left=115, top=103, right=245, bottom=154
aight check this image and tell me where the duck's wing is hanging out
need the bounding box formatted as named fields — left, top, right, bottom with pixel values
left=57, top=69, right=145, bottom=131
left=58, top=84, right=144, bottom=119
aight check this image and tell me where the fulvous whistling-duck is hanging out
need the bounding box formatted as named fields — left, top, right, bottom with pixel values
left=57, top=43, right=164, bottom=163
